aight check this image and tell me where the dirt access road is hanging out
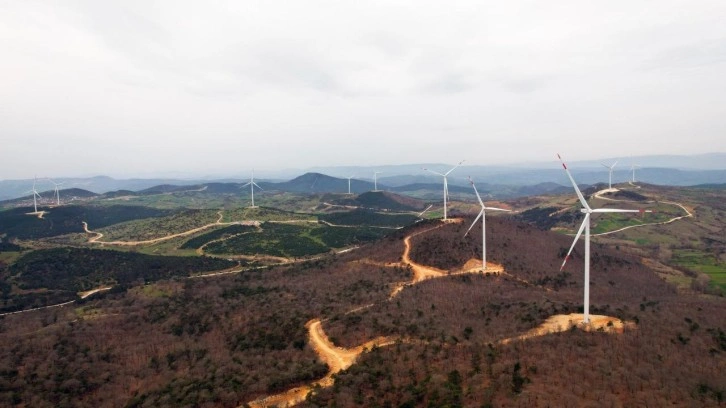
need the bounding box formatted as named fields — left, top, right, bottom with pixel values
left=83, top=211, right=259, bottom=246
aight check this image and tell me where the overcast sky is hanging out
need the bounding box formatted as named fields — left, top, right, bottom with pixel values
left=1, top=0, right=725, bottom=179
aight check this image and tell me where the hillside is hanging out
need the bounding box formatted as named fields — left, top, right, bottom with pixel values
left=349, top=191, right=428, bottom=211
left=263, top=172, right=374, bottom=194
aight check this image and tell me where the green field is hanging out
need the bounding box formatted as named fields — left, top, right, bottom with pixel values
left=204, top=222, right=389, bottom=258
left=671, top=249, right=726, bottom=291
left=588, top=202, right=683, bottom=234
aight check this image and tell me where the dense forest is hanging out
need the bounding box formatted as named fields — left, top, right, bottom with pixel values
left=0, top=248, right=235, bottom=313
left=320, top=209, right=419, bottom=228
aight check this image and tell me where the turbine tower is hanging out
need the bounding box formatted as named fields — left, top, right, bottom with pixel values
left=464, top=177, right=510, bottom=271
left=601, top=161, right=618, bottom=189
left=373, top=171, right=383, bottom=192
left=346, top=176, right=355, bottom=195
left=423, top=160, right=464, bottom=221
left=48, top=178, right=64, bottom=206
left=559, top=154, right=650, bottom=324
left=630, top=164, right=640, bottom=183
left=241, top=169, right=262, bottom=208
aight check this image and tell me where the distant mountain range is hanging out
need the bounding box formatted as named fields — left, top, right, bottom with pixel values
left=1, top=153, right=725, bottom=201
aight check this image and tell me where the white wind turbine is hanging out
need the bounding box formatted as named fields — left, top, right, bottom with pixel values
left=346, top=176, right=355, bottom=195
left=630, top=164, right=640, bottom=183
left=464, top=177, right=511, bottom=271
left=373, top=171, right=383, bottom=192
left=422, top=160, right=464, bottom=221
left=602, top=160, right=618, bottom=189
left=558, top=154, right=650, bottom=324
left=241, top=169, right=263, bottom=208
left=48, top=178, right=64, bottom=206
left=26, top=176, right=42, bottom=213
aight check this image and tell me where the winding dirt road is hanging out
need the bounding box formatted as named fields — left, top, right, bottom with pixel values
left=244, top=218, right=636, bottom=408
left=248, top=320, right=394, bottom=408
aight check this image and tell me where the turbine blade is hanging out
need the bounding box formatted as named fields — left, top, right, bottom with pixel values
left=241, top=182, right=251, bottom=187
left=465, top=210, right=483, bottom=237
left=601, top=163, right=610, bottom=169
left=423, top=168, right=445, bottom=177
left=444, top=159, right=465, bottom=176
left=557, top=154, right=590, bottom=211
left=252, top=182, right=263, bottom=190
left=468, top=177, right=485, bottom=207
left=485, top=206, right=511, bottom=212
left=612, top=161, right=618, bottom=168
left=592, top=208, right=650, bottom=213
left=561, top=214, right=589, bottom=271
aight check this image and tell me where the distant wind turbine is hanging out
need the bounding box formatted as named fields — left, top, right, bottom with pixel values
left=373, top=171, right=383, bottom=192
left=346, top=176, right=355, bottom=195
left=423, top=160, right=464, bottom=221
left=48, top=178, right=64, bottom=206
left=601, top=161, right=618, bottom=189
left=26, top=176, right=42, bottom=213
left=630, top=164, right=640, bottom=183
left=464, top=177, right=511, bottom=271
left=559, top=154, right=650, bottom=324
left=241, top=169, right=263, bottom=208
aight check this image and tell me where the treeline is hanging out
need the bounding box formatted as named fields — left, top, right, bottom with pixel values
left=0, top=205, right=173, bottom=240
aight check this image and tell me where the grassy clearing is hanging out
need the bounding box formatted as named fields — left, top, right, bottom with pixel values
left=671, top=249, right=726, bottom=291
left=0, top=251, right=23, bottom=265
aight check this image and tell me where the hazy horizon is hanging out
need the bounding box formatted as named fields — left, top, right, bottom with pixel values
left=2, top=1, right=725, bottom=179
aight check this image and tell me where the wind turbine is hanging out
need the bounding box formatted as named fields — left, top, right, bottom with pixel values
left=26, top=176, right=42, bottom=213
left=464, top=177, right=510, bottom=271
left=558, top=154, right=650, bottom=324
left=601, top=161, right=618, bottom=189
left=373, top=171, right=383, bottom=192
left=630, top=164, right=640, bottom=183
left=241, top=169, right=262, bottom=208
left=422, top=160, right=464, bottom=221
left=346, top=176, right=355, bottom=195
left=48, top=178, right=64, bottom=206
